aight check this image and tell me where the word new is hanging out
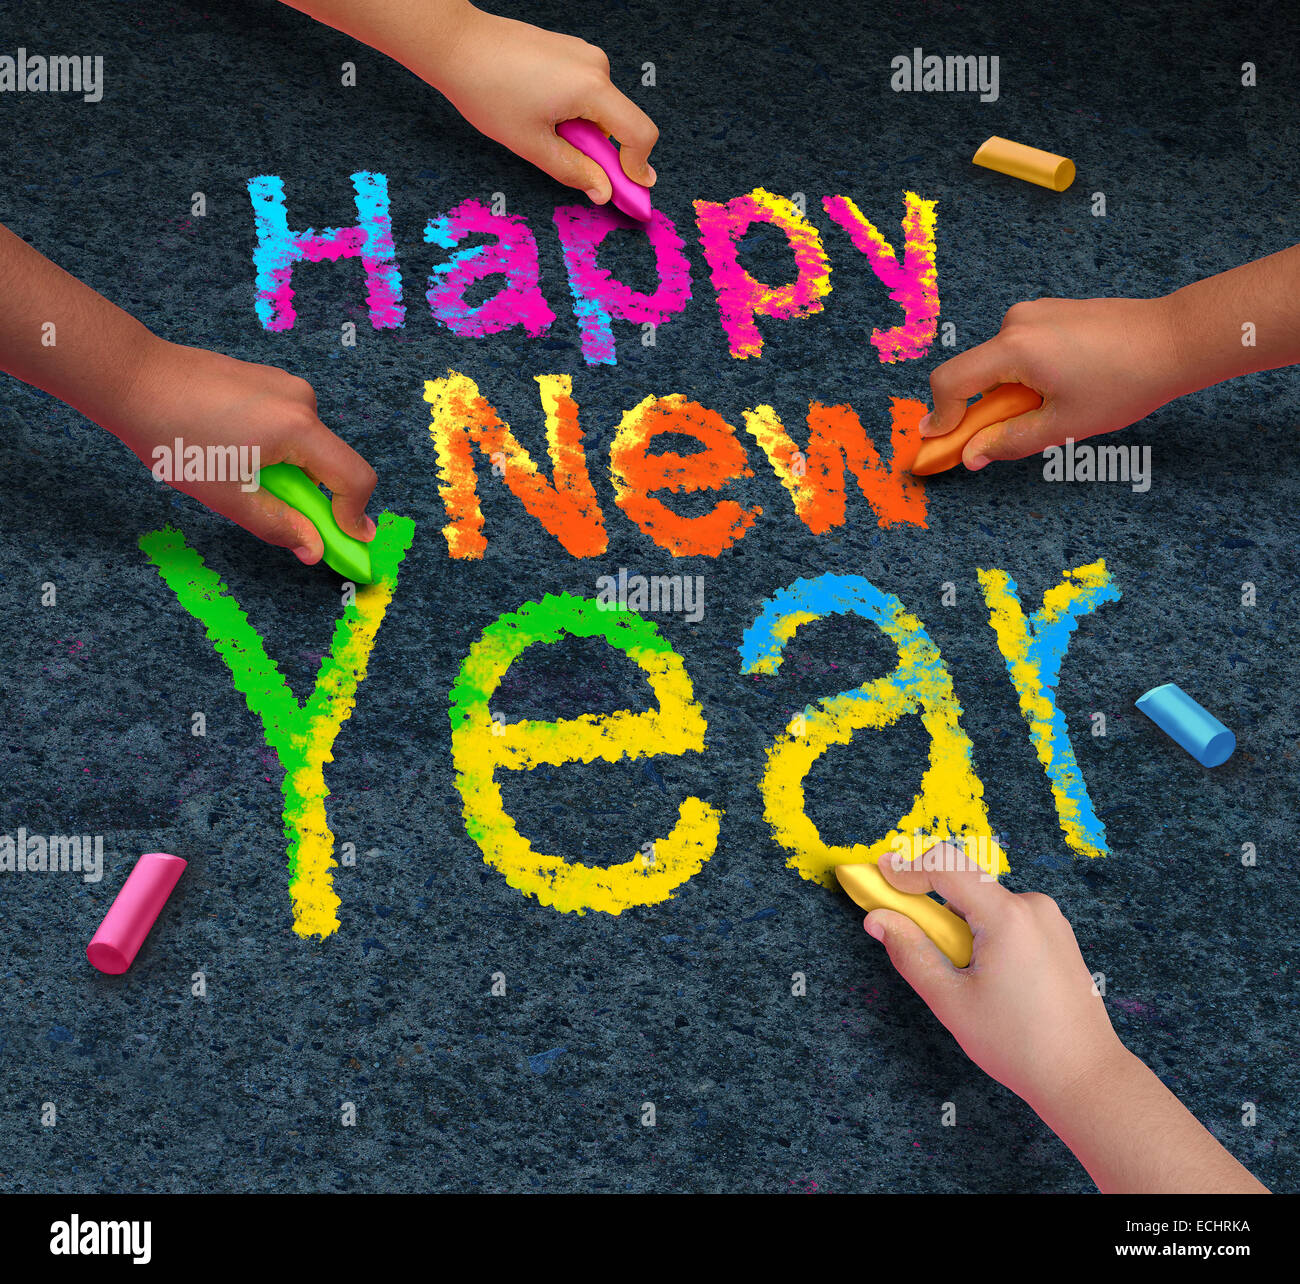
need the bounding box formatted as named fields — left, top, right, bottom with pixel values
left=425, top=372, right=928, bottom=559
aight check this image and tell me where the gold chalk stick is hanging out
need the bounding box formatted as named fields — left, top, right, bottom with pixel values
left=973, top=136, right=1075, bottom=192
left=836, top=861, right=974, bottom=968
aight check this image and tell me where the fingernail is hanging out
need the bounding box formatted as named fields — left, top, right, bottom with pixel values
left=967, top=455, right=990, bottom=471
left=864, top=916, right=885, bottom=943
left=293, top=545, right=314, bottom=564
left=585, top=188, right=605, bottom=204
left=645, top=164, right=657, bottom=185
left=918, top=413, right=934, bottom=435
left=362, top=515, right=377, bottom=539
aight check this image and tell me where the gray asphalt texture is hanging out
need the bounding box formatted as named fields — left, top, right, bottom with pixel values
left=0, top=0, right=1295, bottom=1192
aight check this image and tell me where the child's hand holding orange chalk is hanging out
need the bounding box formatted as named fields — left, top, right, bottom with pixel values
left=921, top=297, right=1184, bottom=470
left=863, top=845, right=1268, bottom=1193
left=923, top=242, right=1300, bottom=470
left=281, top=0, right=659, bottom=206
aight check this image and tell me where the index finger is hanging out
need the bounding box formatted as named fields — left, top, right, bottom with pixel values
left=926, top=334, right=1023, bottom=435
left=582, top=83, right=659, bottom=185
left=284, top=419, right=378, bottom=541
left=878, top=840, right=1013, bottom=931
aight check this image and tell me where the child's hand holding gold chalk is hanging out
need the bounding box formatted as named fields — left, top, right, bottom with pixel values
left=836, top=858, right=974, bottom=966
left=860, top=844, right=1269, bottom=1193
left=852, top=844, right=1123, bottom=1104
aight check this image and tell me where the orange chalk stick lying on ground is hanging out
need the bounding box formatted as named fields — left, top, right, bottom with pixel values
left=973, top=136, right=1076, bottom=191
left=906, top=382, right=1043, bottom=476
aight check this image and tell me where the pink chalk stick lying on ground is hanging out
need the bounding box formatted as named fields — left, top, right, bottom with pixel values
left=555, top=118, right=652, bottom=222
left=87, top=852, right=186, bottom=974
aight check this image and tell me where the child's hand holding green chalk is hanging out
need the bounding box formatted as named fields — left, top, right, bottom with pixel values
left=0, top=222, right=378, bottom=571
left=112, top=341, right=379, bottom=570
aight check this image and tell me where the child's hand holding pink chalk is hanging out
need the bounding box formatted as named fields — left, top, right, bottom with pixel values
left=282, top=2, right=659, bottom=207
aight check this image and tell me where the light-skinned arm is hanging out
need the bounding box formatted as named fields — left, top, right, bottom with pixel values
left=277, top=0, right=659, bottom=203
left=922, top=242, right=1300, bottom=469
left=862, top=844, right=1269, bottom=1193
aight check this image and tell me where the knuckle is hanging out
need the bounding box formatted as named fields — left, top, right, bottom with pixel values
left=281, top=374, right=316, bottom=406
left=1002, top=300, right=1041, bottom=329
left=286, top=404, right=319, bottom=431
left=928, top=365, right=956, bottom=398
left=998, top=326, right=1038, bottom=361
left=1019, top=891, right=1063, bottom=919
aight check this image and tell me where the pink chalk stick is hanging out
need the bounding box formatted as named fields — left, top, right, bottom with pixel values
left=555, top=118, right=652, bottom=222
left=87, top=852, right=186, bottom=975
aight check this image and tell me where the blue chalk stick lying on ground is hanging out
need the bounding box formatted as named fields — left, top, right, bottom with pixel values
left=1135, top=682, right=1235, bottom=768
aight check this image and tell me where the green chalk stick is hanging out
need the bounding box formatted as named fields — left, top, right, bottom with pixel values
left=257, top=462, right=374, bottom=584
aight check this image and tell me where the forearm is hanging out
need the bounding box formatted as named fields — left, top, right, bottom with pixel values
left=1162, top=241, right=1300, bottom=394
left=1030, top=1046, right=1268, bottom=1194
left=0, top=223, right=158, bottom=432
left=276, top=0, right=478, bottom=83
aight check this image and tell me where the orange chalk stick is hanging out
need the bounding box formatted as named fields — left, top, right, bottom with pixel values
left=907, top=382, right=1043, bottom=476
left=973, top=136, right=1076, bottom=191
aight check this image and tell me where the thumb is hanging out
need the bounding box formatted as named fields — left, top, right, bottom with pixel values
left=535, top=128, right=613, bottom=204
left=864, top=908, right=963, bottom=1008
left=963, top=406, right=1056, bottom=470
left=228, top=488, right=324, bottom=565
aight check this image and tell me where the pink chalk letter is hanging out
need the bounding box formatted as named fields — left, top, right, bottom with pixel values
left=552, top=204, right=692, bottom=364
